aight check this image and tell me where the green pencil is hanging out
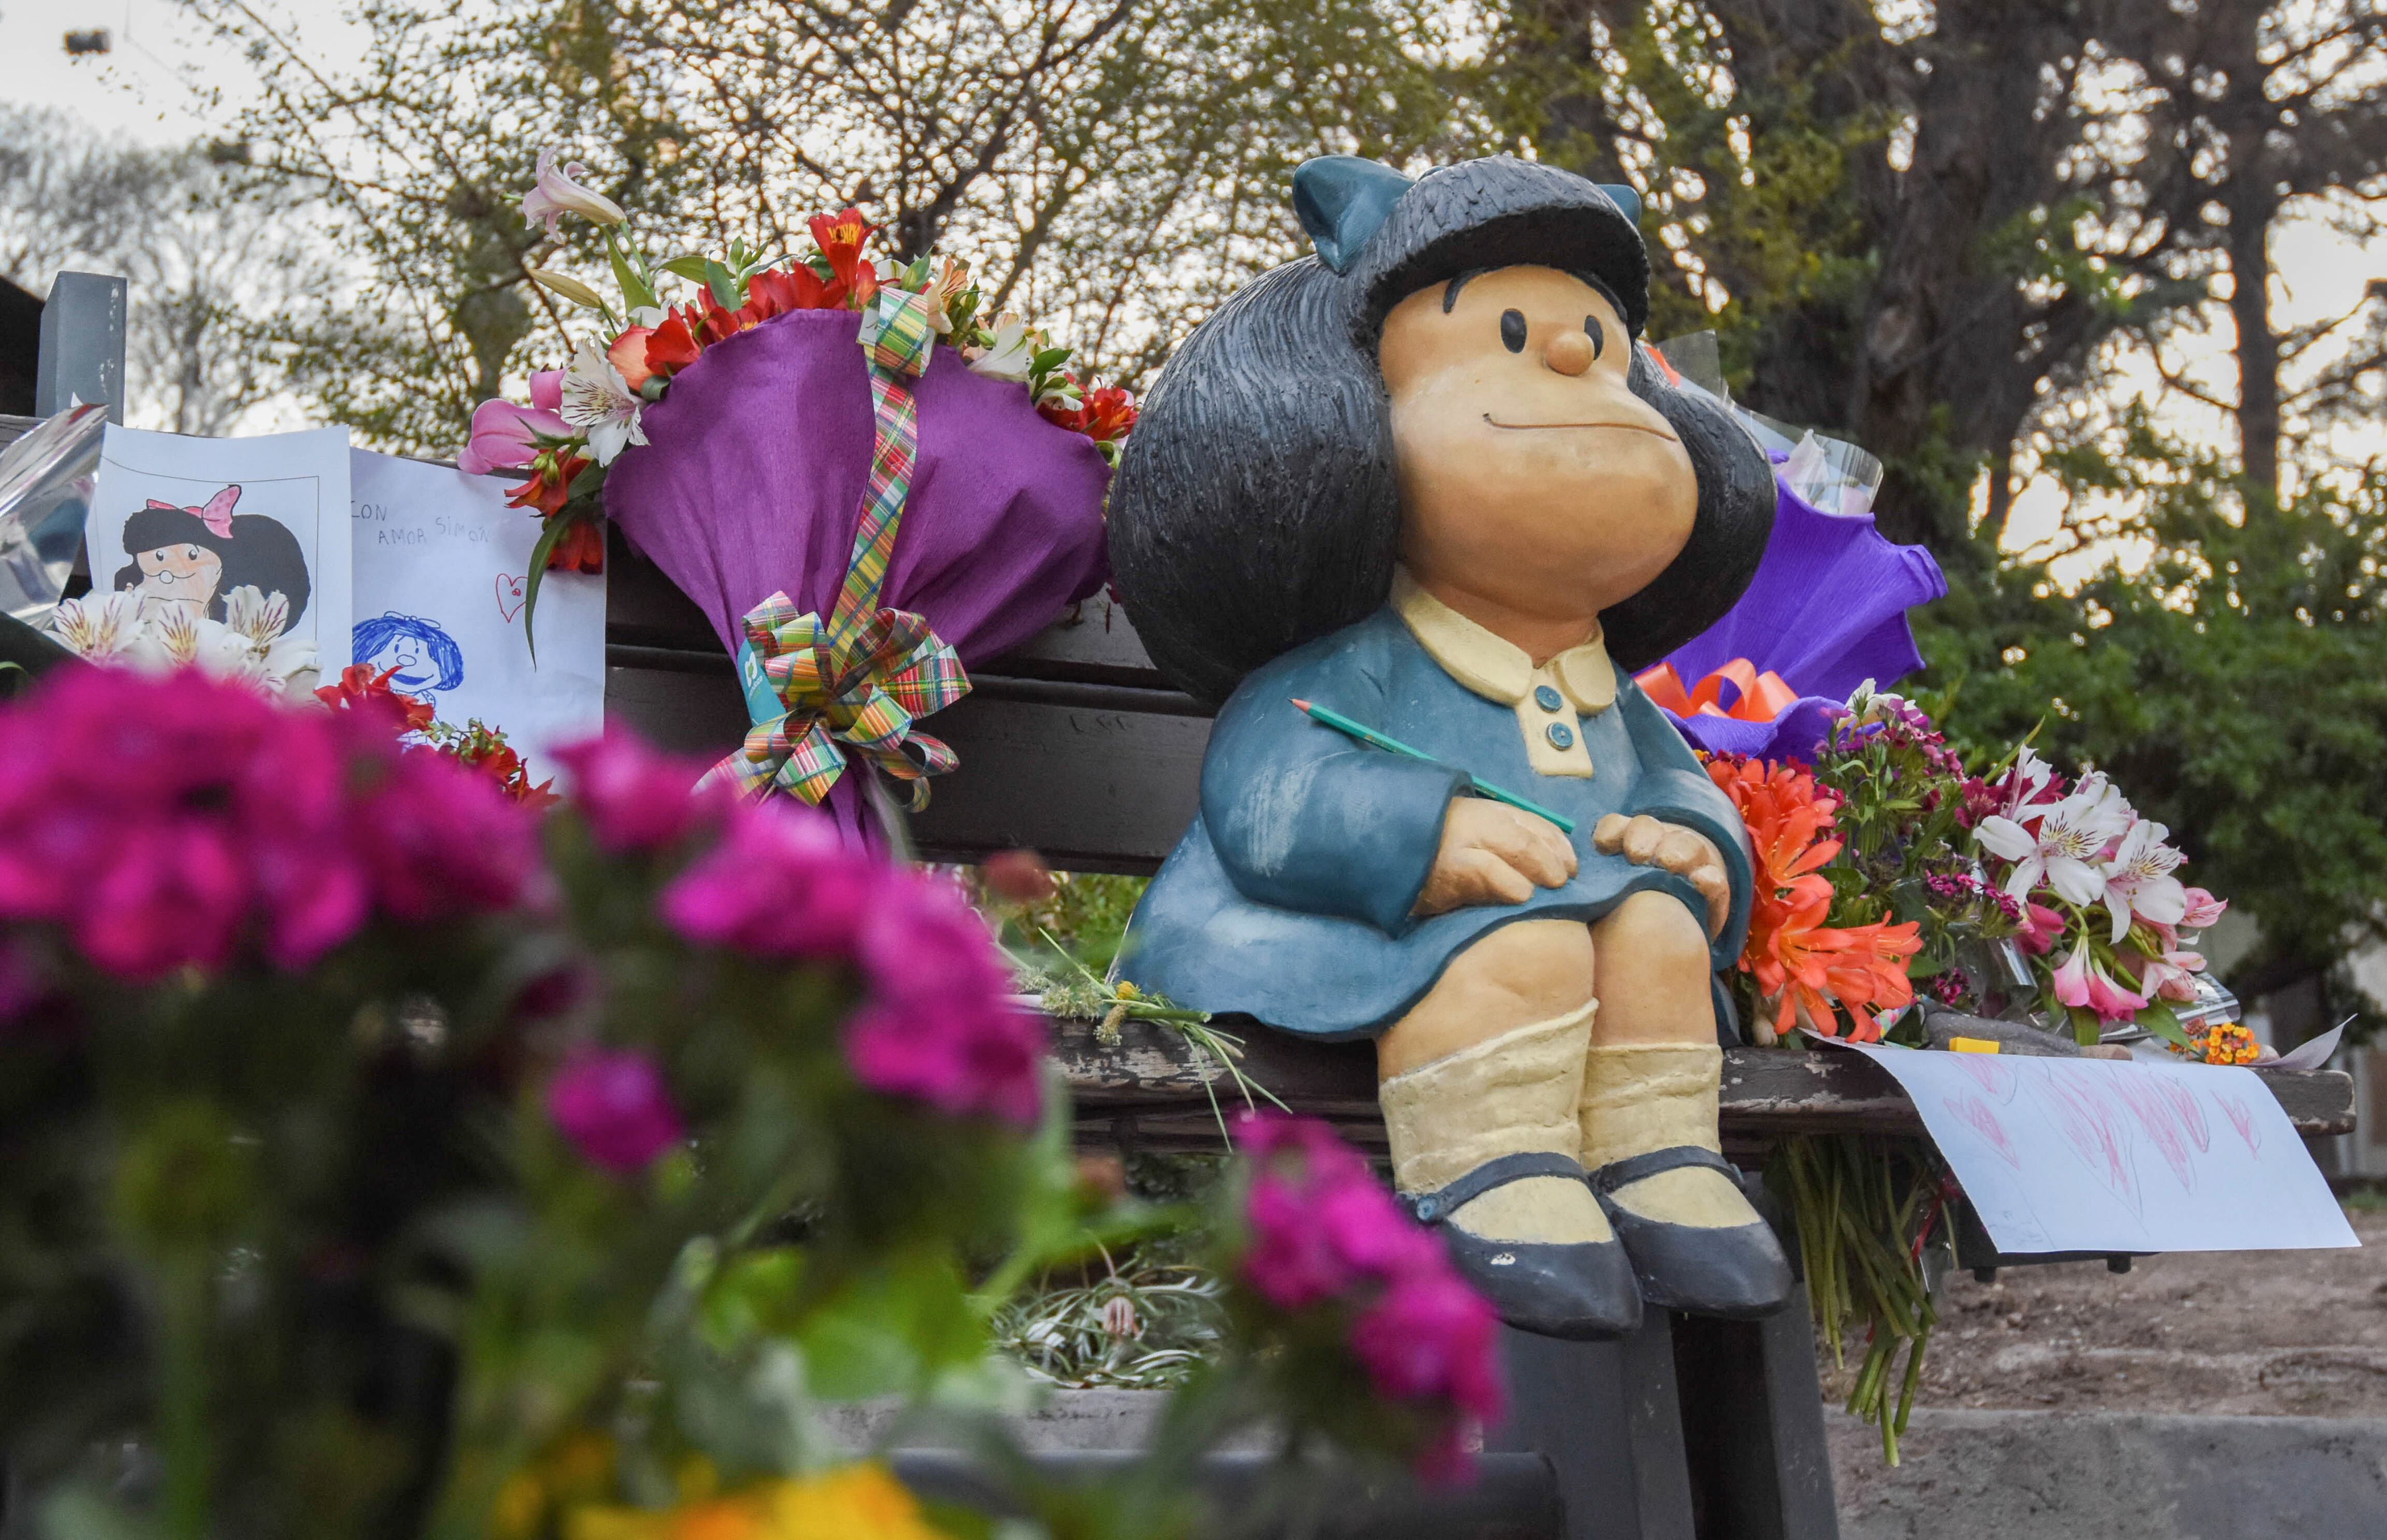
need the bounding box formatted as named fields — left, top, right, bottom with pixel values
left=1290, top=698, right=1578, bottom=834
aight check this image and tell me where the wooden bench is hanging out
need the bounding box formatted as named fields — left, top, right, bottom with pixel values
left=601, top=538, right=2355, bottom=1540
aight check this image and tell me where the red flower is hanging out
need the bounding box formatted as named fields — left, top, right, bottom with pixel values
left=1037, top=382, right=1138, bottom=444
left=643, top=312, right=703, bottom=375
left=546, top=514, right=606, bottom=575
left=808, top=207, right=878, bottom=296
left=607, top=326, right=656, bottom=391
left=505, top=449, right=588, bottom=520
left=315, top=664, right=436, bottom=734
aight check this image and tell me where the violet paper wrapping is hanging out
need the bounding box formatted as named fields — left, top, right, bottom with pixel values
left=603, top=308, right=1113, bottom=843
left=1652, top=471, right=1947, bottom=762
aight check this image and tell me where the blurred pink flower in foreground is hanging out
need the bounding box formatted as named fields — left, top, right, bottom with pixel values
left=658, top=796, right=1046, bottom=1128
left=547, top=1046, right=684, bottom=1172
left=0, top=667, right=538, bottom=982
left=554, top=729, right=718, bottom=852
left=1231, top=1111, right=1504, bottom=1482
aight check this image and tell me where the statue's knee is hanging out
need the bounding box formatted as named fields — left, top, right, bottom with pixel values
left=1597, top=889, right=1711, bottom=980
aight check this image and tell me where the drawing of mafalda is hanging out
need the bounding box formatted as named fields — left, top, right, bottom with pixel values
left=353, top=613, right=466, bottom=697
left=111, top=485, right=313, bottom=627
left=48, top=484, right=319, bottom=696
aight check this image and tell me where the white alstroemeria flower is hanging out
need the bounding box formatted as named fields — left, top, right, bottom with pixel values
left=558, top=339, right=648, bottom=465
left=1998, top=746, right=2058, bottom=821
left=521, top=148, right=624, bottom=239
left=48, top=592, right=143, bottom=660
left=921, top=256, right=972, bottom=334
left=1974, top=771, right=2131, bottom=906
left=221, top=585, right=289, bottom=647
left=215, top=585, right=319, bottom=695
left=968, top=314, right=1036, bottom=383
left=2101, top=817, right=2188, bottom=944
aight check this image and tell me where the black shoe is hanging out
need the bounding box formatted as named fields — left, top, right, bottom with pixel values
left=1589, top=1146, right=1793, bottom=1319
left=1404, top=1152, right=1643, bottom=1340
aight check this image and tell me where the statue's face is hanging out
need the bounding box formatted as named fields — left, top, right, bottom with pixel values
left=1378, top=265, right=1698, bottom=632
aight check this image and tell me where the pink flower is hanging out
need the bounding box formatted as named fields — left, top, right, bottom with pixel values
left=846, top=871, right=1046, bottom=1126
left=352, top=744, right=545, bottom=923
left=2015, top=901, right=2066, bottom=957
left=658, top=800, right=882, bottom=958
left=2180, top=887, right=2227, bottom=930
left=1241, top=1170, right=1362, bottom=1309
left=456, top=375, right=569, bottom=475
left=1349, top=1269, right=1505, bottom=1423
left=2052, top=946, right=2149, bottom=1024
left=521, top=148, right=625, bottom=239
left=547, top=1046, right=684, bottom=1172
left=842, top=991, right=1046, bottom=1128
left=553, top=729, right=719, bottom=852
left=2135, top=947, right=2208, bottom=1003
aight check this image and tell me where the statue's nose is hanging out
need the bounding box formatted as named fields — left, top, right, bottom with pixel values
left=1545, top=328, right=1593, bottom=376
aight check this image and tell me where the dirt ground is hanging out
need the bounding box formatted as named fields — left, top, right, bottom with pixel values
left=1817, top=1204, right=2387, bottom=1419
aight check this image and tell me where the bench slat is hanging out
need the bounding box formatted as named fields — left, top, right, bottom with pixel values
left=1057, top=1016, right=2359, bottom=1153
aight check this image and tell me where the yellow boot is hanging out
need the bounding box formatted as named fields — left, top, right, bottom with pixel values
left=1578, top=1041, right=1791, bottom=1318
left=1378, top=1004, right=1640, bottom=1338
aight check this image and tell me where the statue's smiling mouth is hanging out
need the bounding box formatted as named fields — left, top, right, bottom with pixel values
left=1483, top=414, right=1678, bottom=439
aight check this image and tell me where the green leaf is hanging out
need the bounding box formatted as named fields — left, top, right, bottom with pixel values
left=659, top=254, right=712, bottom=283
left=610, top=239, right=658, bottom=315
left=1029, top=346, right=1072, bottom=372
left=2134, top=1000, right=2194, bottom=1053
left=520, top=515, right=568, bottom=665
left=703, top=258, right=744, bottom=311
left=2067, top=1006, right=2102, bottom=1047
left=793, top=1250, right=984, bottom=1401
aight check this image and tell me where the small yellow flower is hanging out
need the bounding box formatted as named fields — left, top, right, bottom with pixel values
left=1115, top=981, right=1141, bottom=1001
left=567, top=1465, right=945, bottom=1540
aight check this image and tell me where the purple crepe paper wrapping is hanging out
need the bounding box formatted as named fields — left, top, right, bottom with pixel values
left=602, top=308, right=1113, bottom=843
left=1653, top=472, right=1947, bottom=762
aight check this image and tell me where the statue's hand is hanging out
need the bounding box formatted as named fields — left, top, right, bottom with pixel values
left=1412, top=797, right=1577, bottom=917
left=1593, top=814, right=1731, bottom=939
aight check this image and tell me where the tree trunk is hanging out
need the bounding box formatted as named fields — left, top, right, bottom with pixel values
left=2226, top=206, right=2281, bottom=505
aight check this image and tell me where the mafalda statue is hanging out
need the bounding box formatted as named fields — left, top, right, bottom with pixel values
left=1108, top=155, right=1789, bottom=1337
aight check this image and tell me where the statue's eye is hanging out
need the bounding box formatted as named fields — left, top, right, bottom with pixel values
left=1500, top=310, right=1527, bottom=353
left=1583, top=316, right=1606, bottom=359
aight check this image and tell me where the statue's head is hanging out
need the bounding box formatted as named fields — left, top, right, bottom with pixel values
left=1108, top=155, right=1776, bottom=703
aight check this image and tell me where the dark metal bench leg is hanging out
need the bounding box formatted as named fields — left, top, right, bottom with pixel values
left=1485, top=1313, right=1696, bottom=1540
left=1671, top=1300, right=1841, bottom=1538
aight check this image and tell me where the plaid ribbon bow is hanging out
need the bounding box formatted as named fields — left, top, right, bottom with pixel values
left=707, top=287, right=972, bottom=807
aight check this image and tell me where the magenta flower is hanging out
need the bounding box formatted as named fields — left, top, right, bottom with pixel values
left=658, top=800, right=883, bottom=958
left=1349, top=1269, right=1504, bottom=1418
left=2179, top=886, right=2227, bottom=931
left=1227, top=1112, right=1506, bottom=1483
left=546, top=1046, right=684, bottom=1172
left=553, top=729, right=719, bottom=852
left=846, top=871, right=1046, bottom=1126
left=2015, top=901, right=2065, bottom=957
left=353, top=744, right=546, bottom=923
left=456, top=371, right=568, bottom=475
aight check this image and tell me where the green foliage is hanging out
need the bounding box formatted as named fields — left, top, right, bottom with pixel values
left=1926, top=419, right=2387, bottom=984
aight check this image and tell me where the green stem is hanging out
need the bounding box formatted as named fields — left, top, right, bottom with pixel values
left=158, top=1254, right=212, bottom=1540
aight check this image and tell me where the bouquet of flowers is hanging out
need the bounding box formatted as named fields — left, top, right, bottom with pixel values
left=462, top=153, right=1122, bottom=841
left=1973, top=745, right=2230, bottom=1052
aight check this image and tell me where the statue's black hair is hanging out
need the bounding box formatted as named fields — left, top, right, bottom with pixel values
left=1109, top=155, right=1776, bottom=704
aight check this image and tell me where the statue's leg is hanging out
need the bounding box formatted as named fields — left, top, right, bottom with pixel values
left=1374, top=920, right=1641, bottom=1338
left=1578, top=889, right=1791, bottom=1317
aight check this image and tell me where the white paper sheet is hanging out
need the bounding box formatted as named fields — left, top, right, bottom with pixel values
left=86, top=425, right=354, bottom=693
left=349, top=451, right=604, bottom=782
left=1836, top=1041, right=2358, bottom=1256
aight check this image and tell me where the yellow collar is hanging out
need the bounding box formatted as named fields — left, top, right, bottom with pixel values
left=1390, top=568, right=1617, bottom=715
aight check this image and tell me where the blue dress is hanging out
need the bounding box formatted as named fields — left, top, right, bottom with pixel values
left=1117, top=603, right=1754, bottom=1039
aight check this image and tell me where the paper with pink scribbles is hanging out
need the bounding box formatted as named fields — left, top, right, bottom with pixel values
left=1836, top=1041, right=2357, bottom=1256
